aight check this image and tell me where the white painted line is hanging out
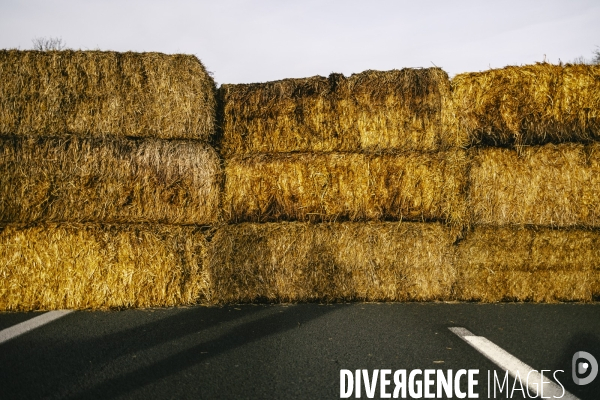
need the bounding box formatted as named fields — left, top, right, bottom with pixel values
left=449, top=327, right=579, bottom=400
left=0, top=310, right=72, bottom=345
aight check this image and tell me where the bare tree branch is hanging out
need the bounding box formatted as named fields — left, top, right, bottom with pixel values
left=592, top=47, right=600, bottom=65
left=32, top=37, right=67, bottom=51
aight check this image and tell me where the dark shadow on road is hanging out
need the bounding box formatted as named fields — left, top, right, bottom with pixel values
left=68, top=304, right=335, bottom=399
left=0, top=305, right=263, bottom=400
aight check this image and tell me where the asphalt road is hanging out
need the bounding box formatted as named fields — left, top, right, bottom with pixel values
left=0, top=303, right=599, bottom=400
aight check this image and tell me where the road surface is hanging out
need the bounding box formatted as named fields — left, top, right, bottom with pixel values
left=1, top=303, right=598, bottom=399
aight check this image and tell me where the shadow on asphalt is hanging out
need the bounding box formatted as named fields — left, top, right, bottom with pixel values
left=67, top=305, right=335, bottom=399
left=1, top=306, right=257, bottom=399
left=0, top=305, right=336, bottom=400
left=1, top=303, right=598, bottom=399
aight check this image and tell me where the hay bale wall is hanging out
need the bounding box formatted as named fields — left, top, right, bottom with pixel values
left=0, top=50, right=216, bottom=140
left=223, top=150, right=467, bottom=225
left=455, top=226, right=600, bottom=302
left=0, top=224, right=208, bottom=311
left=220, top=68, right=465, bottom=156
left=206, top=222, right=457, bottom=303
left=449, top=63, right=600, bottom=146
left=4, top=56, right=599, bottom=308
left=468, top=143, right=600, bottom=227
left=0, top=136, right=221, bottom=224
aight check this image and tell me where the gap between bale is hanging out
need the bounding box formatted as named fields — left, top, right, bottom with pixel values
left=0, top=50, right=216, bottom=140
left=0, top=223, right=210, bottom=311
left=468, top=143, right=600, bottom=227
left=223, top=150, right=468, bottom=226
left=455, top=226, right=600, bottom=302
left=448, top=63, right=600, bottom=146
left=0, top=135, right=222, bottom=225
left=219, top=68, right=466, bottom=156
left=205, top=222, right=459, bottom=303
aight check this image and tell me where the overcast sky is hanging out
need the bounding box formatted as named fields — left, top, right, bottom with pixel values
left=1, top=0, right=599, bottom=84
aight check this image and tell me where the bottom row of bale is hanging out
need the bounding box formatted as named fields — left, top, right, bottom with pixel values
left=1, top=222, right=598, bottom=311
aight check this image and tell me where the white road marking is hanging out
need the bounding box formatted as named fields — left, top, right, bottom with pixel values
left=449, top=327, right=579, bottom=400
left=0, top=310, right=72, bottom=344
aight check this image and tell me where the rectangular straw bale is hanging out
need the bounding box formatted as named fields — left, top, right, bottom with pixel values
left=449, top=63, right=600, bottom=146
left=0, top=224, right=208, bottom=311
left=469, top=143, right=600, bottom=227
left=205, top=222, right=457, bottom=303
left=455, top=226, right=600, bottom=302
left=0, top=50, right=216, bottom=140
left=0, top=136, right=221, bottom=224
left=223, top=150, right=467, bottom=225
left=219, top=68, right=464, bottom=156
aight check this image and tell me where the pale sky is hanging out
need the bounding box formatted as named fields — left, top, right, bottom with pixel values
left=1, top=0, right=599, bottom=85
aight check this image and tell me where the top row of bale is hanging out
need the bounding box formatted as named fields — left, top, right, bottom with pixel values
left=222, top=63, right=600, bottom=154
left=220, top=68, right=456, bottom=154
left=0, top=50, right=216, bottom=140
left=1, top=50, right=599, bottom=148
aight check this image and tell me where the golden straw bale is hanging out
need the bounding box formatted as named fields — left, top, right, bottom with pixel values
left=0, top=50, right=216, bottom=140
left=223, top=150, right=467, bottom=225
left=0, top=224, right=208, bottom=311
left=468, top=143, right=600, bottom=227
left=455, top=226, right=600, bottom=302
left=205, top=222, right=457, bottom=303
left=0, top=136, right=221, bottom=224
left=449, top=63, right=600, bottom=146
left=219, top=76, right=345, bottom=155
left=219, top=68, right=464, bottom=156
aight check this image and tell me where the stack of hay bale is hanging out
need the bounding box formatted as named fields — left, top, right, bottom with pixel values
left=211, top=69, right=471, bottom=302
left=0, top=50, right=221, bottom=310
left=1, top=54, right=598, bottom=310
left=450, top=63, right=600, bottom=302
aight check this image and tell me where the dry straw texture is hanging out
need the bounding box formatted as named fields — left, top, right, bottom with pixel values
left=0, top=50, right=216, bottom=140
left=0, top=136, right=221, bottom=224
left=449, top=63, right=600, bottom=146
left=0, top=224, right=208, bottom=311
left=223, top=150, right=467, bottom=225
left=469, top=143, right=600, bottom=227
left=206, top=222, right=457, bottom=303
left=219, top=68, right=465, bottom=156
left=455, top=226, right=600, bottom=302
